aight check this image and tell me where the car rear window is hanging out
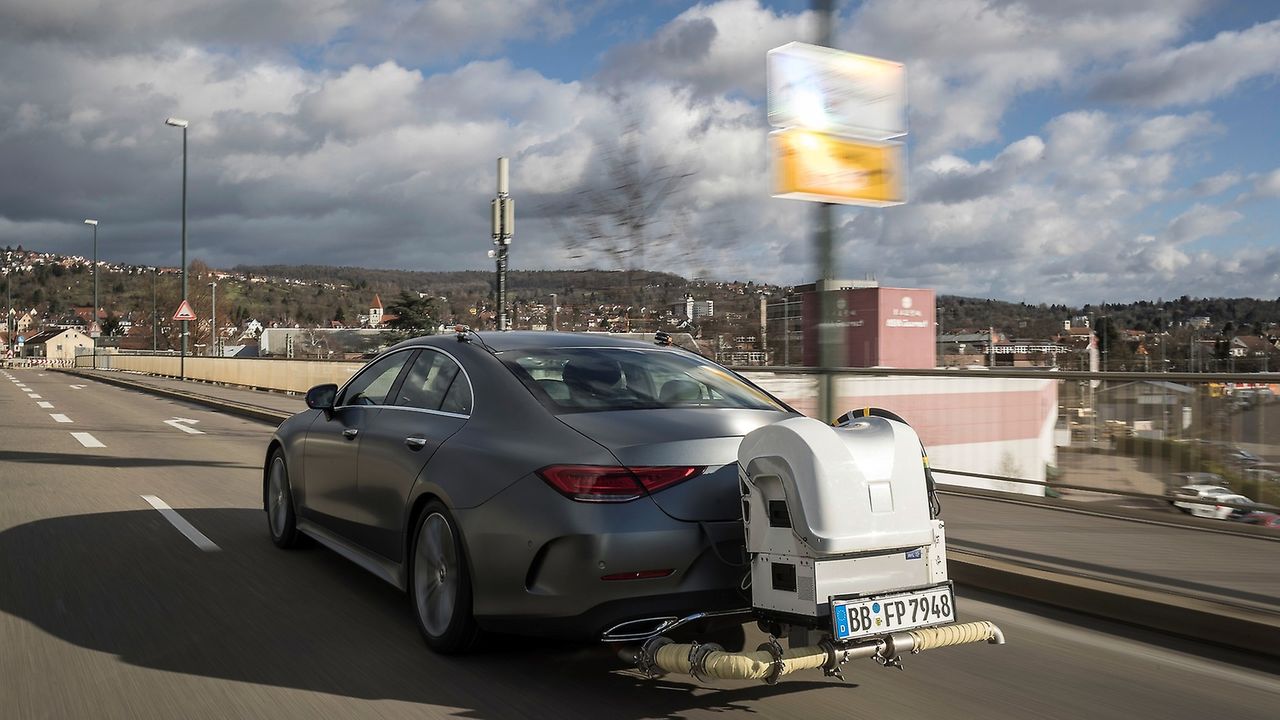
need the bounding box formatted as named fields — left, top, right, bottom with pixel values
left=498, top=346, right=789, bottom=414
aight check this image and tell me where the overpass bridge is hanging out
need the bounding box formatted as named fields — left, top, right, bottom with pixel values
left=0, top=361, right=1276, bottom=718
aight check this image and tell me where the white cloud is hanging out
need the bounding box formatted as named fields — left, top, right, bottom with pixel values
left=598, top=0, right=814, bottom=97
left=1190, top=171, right=1240, bottom=197
left=1165, top=203, right=1242, bottom=244
left=1253, top=168, right=1280, bottom=199
left=1126, top=111, right=1220, bottom=152
left=1091, top=19, right=1280, bottom=107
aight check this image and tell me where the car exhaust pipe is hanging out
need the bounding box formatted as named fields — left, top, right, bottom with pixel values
left=626, top=620, right=1004, bottom=684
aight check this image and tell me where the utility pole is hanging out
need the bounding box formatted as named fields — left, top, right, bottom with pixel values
left=84, top=219, right=99, bottom=368
left=549, top=293, right=557, bottom=331
left=4, top=269, right=11, bottom=361
left=813, top=0, right=841, bottom=423
left=209, top=281, right=217, bottom=357
left=165, top=117, right=189, bottom=378
left=489, top=157, right=514, bottom=331
left=152, top=267, right=158, bottom=352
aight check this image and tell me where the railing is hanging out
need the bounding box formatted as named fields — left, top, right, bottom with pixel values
left=72, top=354, right=1280, bottom=524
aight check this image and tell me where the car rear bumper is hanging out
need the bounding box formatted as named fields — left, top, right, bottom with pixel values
left=455, top=474, right=748, bottom=638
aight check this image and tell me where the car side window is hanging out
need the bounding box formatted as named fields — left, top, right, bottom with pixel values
left=439, top=370, right=472, bottom=415
left=394, top=350, right=470, bottom=415
left=340, top=351, right=412, bottom=407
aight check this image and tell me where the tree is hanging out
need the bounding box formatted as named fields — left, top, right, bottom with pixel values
left=100, top=315, right=124, bottom=337
left=549, top=124, right=698, bottom=273
left=385, top=292, right=437, bottom=341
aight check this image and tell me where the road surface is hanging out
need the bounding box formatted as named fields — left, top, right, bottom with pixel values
left=1, top=368, right=1276, bottom=719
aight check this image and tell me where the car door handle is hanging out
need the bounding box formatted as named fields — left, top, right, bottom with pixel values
left=342, top=428, right=359, bottom=439
left=404, top=436, right=428, bottom=450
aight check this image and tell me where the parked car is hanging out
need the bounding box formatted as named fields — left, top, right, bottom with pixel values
left=1169, top=472, right=1228, bottom=489
left=263, top=332, right=798, bottom=653
left=1221, top=447, right=1262, bottom=467
left=1242, top=468, right=1280, bottom=485
left=1236, top=511, right=1280, bottom=528
left=1168, top=483, right=1235, bottom=518
left=1210, top=494, right=1258, bottom=520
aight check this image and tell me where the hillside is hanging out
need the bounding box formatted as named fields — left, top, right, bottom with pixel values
left=6, top=245, right=1279, bottom=363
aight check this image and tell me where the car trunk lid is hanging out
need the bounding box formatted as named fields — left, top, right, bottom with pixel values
left=556, top=408, right=796, bottom=521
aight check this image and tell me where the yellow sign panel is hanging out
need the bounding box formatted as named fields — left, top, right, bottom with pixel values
left=772, top=128, right=904, bottom=207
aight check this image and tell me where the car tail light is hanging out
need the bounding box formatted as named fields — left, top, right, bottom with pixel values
left=537, top=465, right=703, bottom=502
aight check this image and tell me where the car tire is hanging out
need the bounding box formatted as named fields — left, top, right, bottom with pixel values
left=409, top=501, right=479, bottom=654
left=265, top=449, right=306, bottom=549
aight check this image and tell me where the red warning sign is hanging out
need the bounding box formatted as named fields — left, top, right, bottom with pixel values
left=172, top=300, right=197, bottom=322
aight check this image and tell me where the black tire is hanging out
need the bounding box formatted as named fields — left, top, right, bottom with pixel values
left=409, top=502, right=479, bottom=654
left=265, top=449, right=306, bottom=549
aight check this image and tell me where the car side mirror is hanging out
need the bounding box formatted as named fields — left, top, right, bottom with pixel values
left=306, top=384, right=338, bottom=412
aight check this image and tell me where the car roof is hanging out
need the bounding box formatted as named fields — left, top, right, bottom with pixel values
left=396, top=331, right=678, bottom=353
left=1180, top=484, right=1229, bottom=492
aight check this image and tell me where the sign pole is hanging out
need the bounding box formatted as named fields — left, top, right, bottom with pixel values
left=813, top=0, right=841, bottom=424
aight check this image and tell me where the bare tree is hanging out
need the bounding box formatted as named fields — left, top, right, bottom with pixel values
left=550, top=125, right=699, bottom=273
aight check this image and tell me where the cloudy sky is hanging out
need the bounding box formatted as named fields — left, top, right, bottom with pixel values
left=1, top=0, right=1278, bottom=304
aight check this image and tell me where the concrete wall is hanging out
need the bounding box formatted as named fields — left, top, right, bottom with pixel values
left=81, top=354, right=361, bottom=394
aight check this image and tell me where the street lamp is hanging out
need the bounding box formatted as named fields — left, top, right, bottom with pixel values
left=83, top=219, right=99, bottom=369
left=165, top=116, right=189, bottom=378
left=549, top=293, right=557, bottom=331
left=151, top=267, right=158, bottom=353
left=208, top=280, right=217, bottom=357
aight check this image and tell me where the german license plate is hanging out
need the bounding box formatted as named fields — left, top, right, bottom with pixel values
left=832, top=584, right=955, bottom=641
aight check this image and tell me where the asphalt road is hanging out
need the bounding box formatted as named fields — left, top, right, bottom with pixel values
left=1, top=367, right=1277, bottom=719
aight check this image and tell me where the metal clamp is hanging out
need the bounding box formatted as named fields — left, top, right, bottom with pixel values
left=757, top=636, right=786, bottom=685
left=818, top=639, right=845, bottom=681
left=874, top=638, right=905, bottom=671
left=686, top=641, right=723, bottom=684
left=636, top=636, right=673, bottom=679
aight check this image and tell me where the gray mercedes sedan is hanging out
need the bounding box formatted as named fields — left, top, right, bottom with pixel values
left=263, top=331, right=797, bottom=653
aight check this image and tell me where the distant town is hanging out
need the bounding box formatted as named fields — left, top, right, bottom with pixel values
left=5, top=244, right=1280, bottom=373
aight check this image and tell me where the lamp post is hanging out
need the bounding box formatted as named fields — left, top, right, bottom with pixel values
left=83, top=219, right=99, bottom=368
left=4, top=269, right=11, bottom=361
left=549, top=293, right=557, bottom=331
left=151, top=267, right=158, bottom=352
left=208, top=280, right=217, bottom=357
left=165, top=117, right=189, bottom=378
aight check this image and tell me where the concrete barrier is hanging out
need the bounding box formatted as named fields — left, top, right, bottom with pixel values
left=81, top=354, right=361, bottom=394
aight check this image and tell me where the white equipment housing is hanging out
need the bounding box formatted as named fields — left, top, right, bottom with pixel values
left=738, top=416, right=948, bottom=625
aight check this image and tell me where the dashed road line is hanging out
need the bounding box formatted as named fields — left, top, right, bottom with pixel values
left=70, top=432, right=104, bottom=448
left=140, top=495, right=220, bottom=552
left=27, top=394, right=42, bottom=399
left=69, top=384, right=87, bottom=390
left=50, top=414, right=73, bottom=423
left=36, top=401, right=53, bottom=409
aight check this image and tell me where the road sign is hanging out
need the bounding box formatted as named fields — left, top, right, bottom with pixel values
left=772, top=128, right=904, bottom=206
left=768, top=42, right=906, bottom=140
left=172, top=300, right=197, bottom=322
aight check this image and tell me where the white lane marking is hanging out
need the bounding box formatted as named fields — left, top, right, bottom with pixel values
left=38, top=373, right=46, bottom=376
left=164, top=417, right=205, bottom=435
left=140, top=495, right=220, bottom=552
left=37, top=401, right=53, bottom=409
left=27, top=394, right=42, bottom=399
left=963, top=597, right=1280, bottom=695
left=69, top=384, right=86, bottom=390
left=70, top=432, right=104, bottom=448
left=50, top=414, right=73, bottom=423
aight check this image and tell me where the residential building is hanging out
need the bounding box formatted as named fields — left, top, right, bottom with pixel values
left=20, top=327, right=94, bottom=363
